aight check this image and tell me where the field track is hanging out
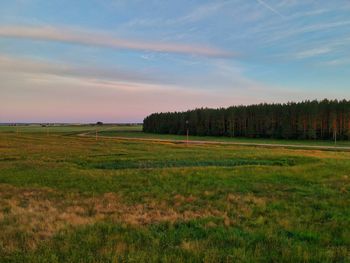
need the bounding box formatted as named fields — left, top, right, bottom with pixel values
left=78, top=132, right=350, bottom=151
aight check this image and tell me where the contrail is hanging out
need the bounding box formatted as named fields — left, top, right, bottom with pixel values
left=256, top=0, right=284, bottom=18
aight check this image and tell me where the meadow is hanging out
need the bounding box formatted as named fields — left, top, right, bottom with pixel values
left=0, top=125, right=349, bottom=262
left=99, top=128, right=350, bottom=148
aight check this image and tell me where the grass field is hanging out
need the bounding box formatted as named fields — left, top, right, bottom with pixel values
left=98, top=129, right=350, bottom=148
left=0, top=124, right=141, bottom=134
left=0, top=125, right=349, bottom=262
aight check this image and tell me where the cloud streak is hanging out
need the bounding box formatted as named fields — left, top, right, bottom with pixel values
left=294, top=47, right=332, bottom=59
left=0, top=55, right=250, bottom=123
left=256, top=0, right=284, bottom=18
left=0, top=25, right=233, bottom=58
left=0, top=55, right=161, bottom=84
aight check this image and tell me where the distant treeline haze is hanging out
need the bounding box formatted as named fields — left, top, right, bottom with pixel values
left=143, top=100, right=350, bottom=140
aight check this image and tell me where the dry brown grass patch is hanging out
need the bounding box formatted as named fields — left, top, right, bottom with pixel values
left=181, top=240, right=201, bottom=251
left=226, top=193, right=266, bottom=207
left=0, top=184, right=270, bottom=253
left=0, top=184, right=231, bottom=252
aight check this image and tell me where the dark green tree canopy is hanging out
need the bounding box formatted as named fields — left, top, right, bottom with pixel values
left=143, top=99, right=350, bottom=140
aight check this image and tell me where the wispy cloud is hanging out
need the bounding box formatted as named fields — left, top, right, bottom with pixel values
left=257, top=20, right=350, bottom=46
left=175, top=1, right=227, bottom=23
left=320, top=58, right=350, bottom=66
left=0, top=53, right=342, bottom=123
left=0, top=25, right=233, bottom=58
left=294, top=47, right=332, bottom=59
left=0, top=55, right=159, bottom=84
left=256, top=0, right=284, bottom=18
left=0, top=55, right=251, bottom=123
left=123, top=1, right=227, bottom=28
left=288, top=8, right=330, bottom=19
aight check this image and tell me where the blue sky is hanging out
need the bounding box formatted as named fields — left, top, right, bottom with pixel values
left=1, top=0, right=350, bottom=122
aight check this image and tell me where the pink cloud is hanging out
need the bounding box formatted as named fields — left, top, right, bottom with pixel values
left=0, top=25, right=233, bottom=58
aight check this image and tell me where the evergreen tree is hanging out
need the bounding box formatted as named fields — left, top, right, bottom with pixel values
left=143, top=99, right=350, bottom=140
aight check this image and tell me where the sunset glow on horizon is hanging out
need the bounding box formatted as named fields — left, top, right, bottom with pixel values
left=1, top=0, right=350, bottom=123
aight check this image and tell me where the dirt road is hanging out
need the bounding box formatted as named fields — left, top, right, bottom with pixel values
left=78, top=133, right=350, bottom=151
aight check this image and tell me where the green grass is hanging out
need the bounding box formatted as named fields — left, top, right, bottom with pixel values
left=2, top=124, right=349, bottom=147
left=0, top=124, right=142, bottom=134
left=0, top=126, right=349, bottom=262
left=99, top=129, right=350, bottom=147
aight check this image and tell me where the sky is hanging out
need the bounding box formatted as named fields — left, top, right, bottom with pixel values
left=0, top=0, right=350, bottom=123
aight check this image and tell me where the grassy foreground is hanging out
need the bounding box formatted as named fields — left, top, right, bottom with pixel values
left=99, top=130, right=350, bottom=148
left=0, top=125, right=349, bottom=262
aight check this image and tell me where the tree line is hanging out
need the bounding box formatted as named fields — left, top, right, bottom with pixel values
left=143, top=100, right=350, bottom=140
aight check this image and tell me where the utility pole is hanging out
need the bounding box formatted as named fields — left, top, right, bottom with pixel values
left=334, top=122, right=337, bottom=145
left=186, top=120, right=189, bottom=145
